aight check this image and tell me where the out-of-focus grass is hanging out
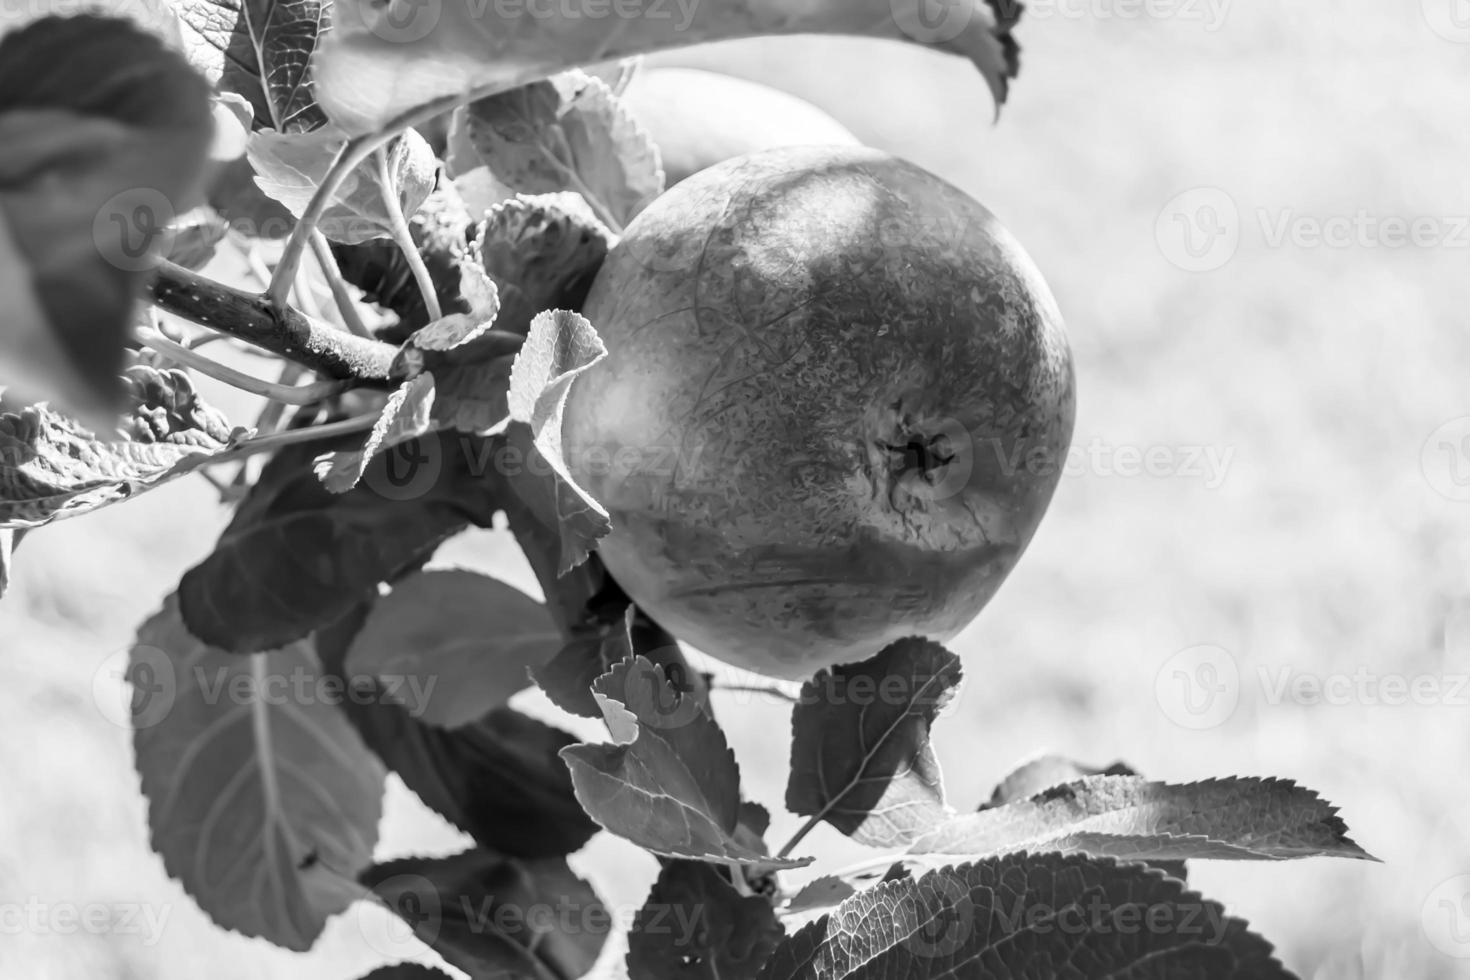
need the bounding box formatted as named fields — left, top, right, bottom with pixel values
left=3, top=3, right=1469, bottom=977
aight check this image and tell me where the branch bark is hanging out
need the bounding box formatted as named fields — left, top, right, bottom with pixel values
left=147, top=260, right=399, bottom=381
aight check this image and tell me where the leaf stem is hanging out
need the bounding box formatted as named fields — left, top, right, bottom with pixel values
left=376, top=145, right=442, bottom=323
left=213, top=413, right=378, bottom=466
left=149, top=260, right=398, bottom=380
left=137, top=326, right=349, bottom=405
left=268, top=135, right=375, bottom=311
left=309, top=230, right=373, bottom=337
left=776, top=815, right=824, bottom=861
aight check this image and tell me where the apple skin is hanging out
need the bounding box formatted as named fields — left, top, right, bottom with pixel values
left=563, top=145, right=1075, bottom=679
left=621, top=68, right=858, bottom=186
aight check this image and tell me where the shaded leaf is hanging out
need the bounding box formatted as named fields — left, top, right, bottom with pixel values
left=333, top=184, right=479, bottom=337
left=758, top=853, right=1295, bottom=980
left=507, top=310, right=610, bottom=574
left=0, top=365, right=249, bottom=529
left=314, top=0, right=1020, bottom=136
left=562, top=657, right=807, bottom=868
left=171, top=0, right=329, bottom=132
left=0, top=16, right=213, bottom=425
left=910, top=776, right=1377, bottom=864
left=165, top=205, right=230, bottom=269
left=178, top=429, right=495, bottom=653
left=249, top=127, right=435, bottom=244
left=532, top=603, right=687, bottom=718
left=319, top=606, right=598, bottom=858
left=363, top=849, right=608, bottom=980
left=344, top=568, right=561, bottom=727
left=785, top=639, right=960, bottom=849
left=628, top=861, right=783, bottom=980
left=463, top=72, right=663, bottom=229
left=132, top=595, right=386, bottom=950
left=783, top=877, right=858, bottom=917
left=354, top=966, right=456, bottom=980
left=478, top=192, right=611, bottom=336
left=315, top=373, right=438, bottom=493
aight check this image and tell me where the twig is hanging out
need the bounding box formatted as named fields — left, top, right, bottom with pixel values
left=137, top=326, right=349, bottom=405
left=377, top=145, right=443, bottom=323
left=711, top=681, right=800, bottom=703
left=309, top=230, right=373, bottom=338
left=148, top=261, right=399, bottom=381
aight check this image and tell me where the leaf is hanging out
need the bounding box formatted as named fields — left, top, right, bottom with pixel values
left=132, top=595, right=386, bottom=950
left=333, top=184, right=481, bottom=337
left=785, top=638, right=961, bottom=849
left=165, top=205, right=230, bottom=269
left=507, top=310, right=610, bottom=574
left=783, top=877, right=858, bottom=917
left=354, top=966, right=456, bottom=980
left=757, top=853, right=1296, bottom=980
left=315, top=373, right=438, bottom=493
left=362, top=849, right=609, bottom=980
left=170, top=0, right=329, bottom=131
left=463, top=72, right=663, bottom=229
left=0, top=528, right=15, bottom=598
left=532, top=603, right=688, bottom=718
left=909, top=776, right=1377, bottom=864
left=984, top=755, right=1137, bottom=810
left=628, top=861, right=784, bottom=980
left=0, top=365, right=250, bottom=529
left=314, top=0, right=1020, bottom=136
left=478, top=193, right=612, bottom=337
left=982, top=758, right=1186, bottom=881
left=344, top=568, right=561, bottom=728
left=561, top=657, right=808, bottom=868
left=319, top=606, right=598, bottom=858
left=178, top=429, right=495, bottom=653
left=248, top=127, right=435, bottom=244
left=0, top=16, right=213, bottom=426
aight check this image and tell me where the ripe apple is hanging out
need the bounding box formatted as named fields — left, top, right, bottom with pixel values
left=621, top=68, right=858, bottom=186
left=563, top=145, right=1075, bottom=679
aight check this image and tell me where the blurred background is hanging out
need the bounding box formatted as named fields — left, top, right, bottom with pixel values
left=3, top=1, right=1470, bottom=977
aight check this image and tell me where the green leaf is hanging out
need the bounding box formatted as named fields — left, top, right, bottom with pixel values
left=248, top=127, right=435, bottom=244
left=132, top=595, right=386, bottom=950
left=983, top=755, right=1138, bottom=810
left=507, top=310, right=610, bottom=574
left=313, top=0, right=1020, bottom=136
left=785, top=639, right=961, bottom=849
left=362, top=849, right=609, bottom=980
left=343, top=568, right=561, bottom=728
left=628, top=861, right=784, bottom=980
left=0, top=365, right=249, bottom=529
left=910, top=776, right=1377, bottom=864
left=170, top=0, right=329, bottom=132
left=318, top=606, right=598, bottom=858
left=462, top=72, right=663, bottom=229
left=561, top=657, right=809, bottom=869
left=178, top=429, right=494, bottom=653
left=478, top=192, right=612, bottom=337
left=782, top=877, right=858, bottom=917
left=0, top=15, right=213, bottom=426
left=758, top=853, right=1295, bottom=980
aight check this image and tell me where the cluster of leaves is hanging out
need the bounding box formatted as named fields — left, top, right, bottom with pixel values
left=0, top=1, right=1380, bottom=978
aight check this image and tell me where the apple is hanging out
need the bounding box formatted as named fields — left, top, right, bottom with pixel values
left=621, top=68, right=858, bottom=186
left=563, top=145, right=1075, bottom=679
